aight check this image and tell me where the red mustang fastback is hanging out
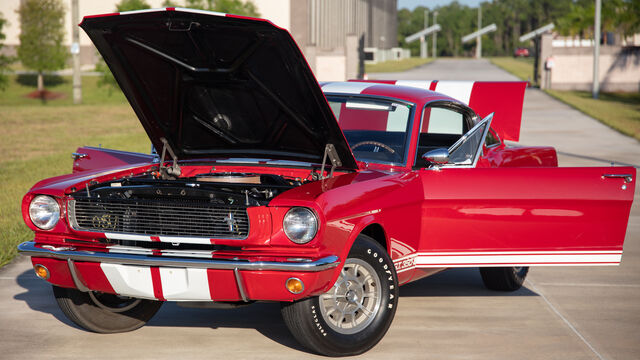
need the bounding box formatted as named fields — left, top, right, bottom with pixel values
left=18, top=8, right=635, bottom=356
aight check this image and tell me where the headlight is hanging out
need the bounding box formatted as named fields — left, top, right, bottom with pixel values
left=283, top=207, right=318, bottom=244
left=29, top=195, right=60, bottom=230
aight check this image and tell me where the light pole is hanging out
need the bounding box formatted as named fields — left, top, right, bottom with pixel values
left=592, top=0, right=601, bottom=99
left=432, top=11, right=438, bottom=58
left=476, top=5, right=482, bottom=58
left=421, top=9, right=429, bottom=58
left=71, top=0, right=81, bottom=104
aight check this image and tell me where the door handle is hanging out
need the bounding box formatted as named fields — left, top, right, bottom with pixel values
left=602, top=174, right=633, bottom=183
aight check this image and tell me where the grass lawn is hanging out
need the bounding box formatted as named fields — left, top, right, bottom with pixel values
left=365, top=57, right=434, bottom=73
left=489, top=56, right=535, bottom=82
left=0, top=75, right=147, bottom=267
left=545, top=90, right=640, bottom=141
left=0, top=74, right=127, bottom=106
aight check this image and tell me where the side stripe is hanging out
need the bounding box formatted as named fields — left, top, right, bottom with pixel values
left=413, top=253, right=622, bottom=267
left=393, top=251, right=623, bottom=272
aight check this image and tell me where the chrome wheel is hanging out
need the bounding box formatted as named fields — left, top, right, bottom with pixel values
left=319, top=258, right=382, bottom=335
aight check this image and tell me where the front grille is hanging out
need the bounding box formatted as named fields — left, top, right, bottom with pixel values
left=68, top=198, right=249, bottom=239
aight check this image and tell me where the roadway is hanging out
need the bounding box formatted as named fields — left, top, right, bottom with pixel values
left=1, top=58, right=638, bottom=359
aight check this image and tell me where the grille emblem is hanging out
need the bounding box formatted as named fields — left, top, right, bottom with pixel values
left=224, top=212, right=237, bottom=232
left=91, top=214, right=117, bottom=230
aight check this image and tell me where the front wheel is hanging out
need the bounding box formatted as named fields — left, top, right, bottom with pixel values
left=479, top=266, right=529, bottom=291
left=281, top=234, right=399, bottom=356
left=53, top=285, right=163, bottom=333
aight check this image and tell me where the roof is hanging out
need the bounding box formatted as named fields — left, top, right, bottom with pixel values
left=320, top=81, right=464, bottom=106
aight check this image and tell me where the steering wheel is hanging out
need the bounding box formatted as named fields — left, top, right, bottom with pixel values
left=351, top=141, right=396, bottom=154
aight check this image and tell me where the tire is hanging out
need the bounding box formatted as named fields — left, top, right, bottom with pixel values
left=53, top=285, right=163, bottom=333
left=281, top=234, right=399, bottom=356
left=479, top=266, right=529, bottom=291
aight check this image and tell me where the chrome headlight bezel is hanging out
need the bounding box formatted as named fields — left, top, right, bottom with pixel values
left=29, top=195, right=61, bottom=230
left=283, top=207, right=319, bottom=244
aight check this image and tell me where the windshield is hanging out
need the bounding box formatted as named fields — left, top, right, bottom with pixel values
left=327, top=96, right=414, bottom=165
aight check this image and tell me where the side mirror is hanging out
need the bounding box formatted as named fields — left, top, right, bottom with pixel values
left=422, top=148, right=450, bottom=166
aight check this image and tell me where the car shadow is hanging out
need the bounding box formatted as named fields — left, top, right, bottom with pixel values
left=13, top=268, right=308, bottom=353
left=13, top=267, right=537, bottom=354
left=13, top=269, right=83, bottom=329
left=399, top=268, right=538, bottom=297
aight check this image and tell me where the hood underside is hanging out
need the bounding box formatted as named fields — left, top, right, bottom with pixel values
left=80, top=8, right=357, bottom=170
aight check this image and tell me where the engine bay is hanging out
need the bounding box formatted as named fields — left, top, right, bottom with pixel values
left=71, top=172, right=305, bottom=206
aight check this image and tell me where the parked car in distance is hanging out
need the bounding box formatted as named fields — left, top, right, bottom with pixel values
left=18, top=8, right=635, bottom=357
left=514, top=47, right=530, bottom=57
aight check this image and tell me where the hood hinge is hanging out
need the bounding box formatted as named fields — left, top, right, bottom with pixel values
left=159, top=137, right=181, bottom=179
left=320, top=144, right=342, bottom=179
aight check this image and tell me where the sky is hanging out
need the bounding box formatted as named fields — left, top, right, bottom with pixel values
left=398, top=0, right=486, bottom=10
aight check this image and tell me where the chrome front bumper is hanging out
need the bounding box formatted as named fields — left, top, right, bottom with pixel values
left=18, top=241, right=340, bottom=272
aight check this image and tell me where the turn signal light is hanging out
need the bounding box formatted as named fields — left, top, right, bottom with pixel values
left=286, top=277, right=304, bottom=294
left=34, top=264, right=50, bottom=280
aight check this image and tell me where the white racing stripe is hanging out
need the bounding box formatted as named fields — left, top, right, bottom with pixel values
left=322, top=82, right=374, bottom=94
left=159, top=236, right=213, bottom=245
left=433, top=81, right=475, bottom=105
left=159, top=268, right=212, bottom=301
left=413, top=253, right=622, bottom=267
left=171, top=7, right=226, bottom=16
left=104, top=233, right=213, bottom=245
left=118, top=8, right=166, bottom=15
left=395, top=80, right=432, bottom=90
left=100, top=264, right=155, bottom=299
left=104, top=233, right=152, bottom=242
left=394, top=251, right=623, bottom=271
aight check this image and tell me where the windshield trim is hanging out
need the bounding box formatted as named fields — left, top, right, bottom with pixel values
left=324, top=94, right=416, bottom=167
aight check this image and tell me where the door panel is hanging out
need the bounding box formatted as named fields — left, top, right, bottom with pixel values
left=72, top=146, right=154, bottom=173
left=417, top=166, right=635, bottom=267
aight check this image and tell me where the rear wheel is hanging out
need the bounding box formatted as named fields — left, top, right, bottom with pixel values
left=479, top=266, right=529, bottom=291
left=281, top=234, right=398, bottom=356
left=53, top=285, right=163, bottom=333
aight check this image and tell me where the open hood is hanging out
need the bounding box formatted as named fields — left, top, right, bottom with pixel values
left=80, top=8, right=357, bottom=170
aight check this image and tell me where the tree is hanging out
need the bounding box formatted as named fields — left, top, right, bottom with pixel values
left=16, top=0, right=67, bottom=93
left=397, top=0, right=583, bottom=58
left=558, top=0, right=640, bottom=39
left=185, top=0, right=260, bottom=17
left=116, top=0, right=152, bottom=12
left=97, top=0, right=151, bottom=95
left=0, top=12, right=15, bottom=91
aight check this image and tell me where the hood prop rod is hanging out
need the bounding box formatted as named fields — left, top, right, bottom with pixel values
left=320, top=144, right=342, bottom=179
left=159, top=138, right=181, bottom=179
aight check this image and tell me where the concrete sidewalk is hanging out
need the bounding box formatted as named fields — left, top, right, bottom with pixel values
left=1, top=58, right=638, bottom=360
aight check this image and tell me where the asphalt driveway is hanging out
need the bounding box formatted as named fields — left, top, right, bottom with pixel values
left=1, top=58, right=638, bottom=359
